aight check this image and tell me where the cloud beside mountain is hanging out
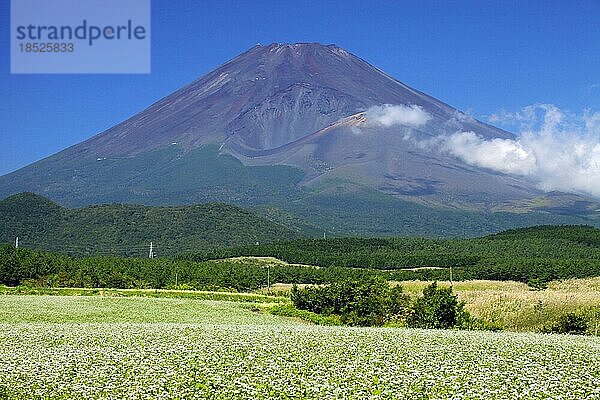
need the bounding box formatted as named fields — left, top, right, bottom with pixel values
left=365, top=104, right=432, bottom=128
left=372, top=103, right=600, bottom=198
left=441, top=131, right=536, bottom=176
left=463, top=104, right=600, bottom=197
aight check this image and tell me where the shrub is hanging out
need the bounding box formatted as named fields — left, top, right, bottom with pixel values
left=527, top=278, right=548, bottom=291
left=290, top=277, right=410, bottom=326
left=406, top=282, right=469, bottom=329
left=550, top=312, right=589, bottom=335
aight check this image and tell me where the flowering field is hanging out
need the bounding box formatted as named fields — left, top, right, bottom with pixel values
left=1, top=295, right=600, bottom=399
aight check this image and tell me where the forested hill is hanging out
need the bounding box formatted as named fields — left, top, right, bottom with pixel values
left=183, top=225, right=600, bottom=282
left=487, top=225, right=600, bottom=245
left=0, top=193, right=301, bottom=256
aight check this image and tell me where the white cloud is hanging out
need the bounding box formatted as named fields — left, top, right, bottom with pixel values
left=444, top=105, right=600, bottom=197
left=362, top=103, right=600, bottom=198
left=488, top=104, right=566, bottom=132
left=366, top=104, right=431, bottom=128
left=441, top=131, right=536, bottom=175
left=584, top=109, right=600, bottom=132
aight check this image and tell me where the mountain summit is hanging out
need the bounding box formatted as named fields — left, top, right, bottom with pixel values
left=53, top=42, right=513, bottom=157
left=1, top=43, right=597, bottom=235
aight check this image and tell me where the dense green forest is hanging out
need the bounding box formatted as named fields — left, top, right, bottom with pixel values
left=0, top=244, right=430, bottom=291
left=0, top=192, right=300, bottom=257
left=2, top=225, right=600, bottom=290
left=184, top=225, right=600, bottom=283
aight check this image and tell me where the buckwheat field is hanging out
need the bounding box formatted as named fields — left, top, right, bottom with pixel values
left=1, top=295, right=599, bottom=399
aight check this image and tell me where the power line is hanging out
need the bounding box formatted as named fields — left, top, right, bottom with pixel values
left=7, top=241, right=153, bottom=250
left=4, top=235, right=264, bottom=256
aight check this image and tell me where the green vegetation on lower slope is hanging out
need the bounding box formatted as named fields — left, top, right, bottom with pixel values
left=2, top=145, right=598, bottom=239
left=278, top=188, right=598, bottom=237
left=0, top=145, right=306, bottom=208
left=489, top=224, right=600, bottom=244
left=0, top=192, right=300, bottom=256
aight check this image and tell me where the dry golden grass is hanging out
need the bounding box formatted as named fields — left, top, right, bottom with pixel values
left=221, top=256, right=317, bottom=269
left=391, top=279, right=527, bottom=294
left=264, top=278, right=600, bottom=333
left=255, top=282, right=323, bottom=297
left=394, top=279, right=600, bottom=333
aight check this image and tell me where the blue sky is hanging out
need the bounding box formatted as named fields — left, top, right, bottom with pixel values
left=1, top=0, right=599, bottom=176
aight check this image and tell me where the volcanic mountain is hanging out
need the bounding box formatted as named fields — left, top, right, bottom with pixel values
left=1, top=43, right=598, bottom=236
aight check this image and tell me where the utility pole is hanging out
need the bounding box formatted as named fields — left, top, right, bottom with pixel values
left=149, top=242, right=154, bottom=259
left=449, top=266, right=453, bottom=286
left=15, top=237, right=19, bottom=248
left=267, top=264, right=271, bottom=295
left=323, top=232, right=326, bottom=239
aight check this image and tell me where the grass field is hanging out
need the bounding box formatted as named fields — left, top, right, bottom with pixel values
left=399, top=278, right=600, bottom=334
left=1, top=294, right=600, bottom=399
left=0, top=285, right=287, bottom=303
left=267, top=278, right=600, bottom=334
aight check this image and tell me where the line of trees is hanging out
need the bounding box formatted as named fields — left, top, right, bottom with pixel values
left=1, top=244, right=451, bottom=291
left=3, top=237, right=600, bottom=292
